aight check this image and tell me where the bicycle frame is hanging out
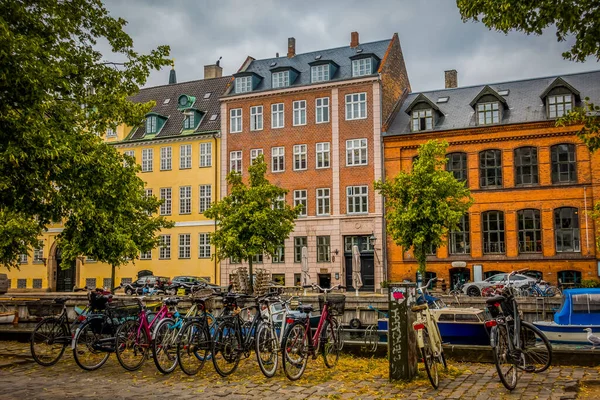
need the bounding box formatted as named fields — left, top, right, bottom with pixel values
left=138, top=303, right=171, bottom=342
left=260, top=297, right=295, bottom=346
left=413, top=280, right=443, bottom=356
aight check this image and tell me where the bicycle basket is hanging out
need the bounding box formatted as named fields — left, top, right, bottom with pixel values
left=107, top=300, right=140, bottom=322
left=319, top=294, right=346, bottom=316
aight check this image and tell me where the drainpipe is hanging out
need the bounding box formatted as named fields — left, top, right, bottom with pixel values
left=213, top=132, right=220, bottom=284
left=584, top=186, right=590, bottom=255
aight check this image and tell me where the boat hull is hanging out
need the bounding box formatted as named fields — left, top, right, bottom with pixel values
left=532, top=321, right=600, bottom=344
left=437, top=322, right=490, bottom=346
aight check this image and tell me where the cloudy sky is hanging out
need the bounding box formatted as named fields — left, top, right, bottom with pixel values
left=102, top=0, right=598, bottom=92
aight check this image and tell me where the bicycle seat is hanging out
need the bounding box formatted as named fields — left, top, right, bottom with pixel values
left=54, top=297, right=68, bottom=304
left=485, top=295, right=506, bottom=305
left=411, top=304, right=428, bottom=312
left=164, top=298, right=180, bottom=306
left=297, top=304, right=313, bottom=313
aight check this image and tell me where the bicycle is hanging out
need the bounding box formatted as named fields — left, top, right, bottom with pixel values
left=485, top=269, right=553, bottom=390
left=281, top=283, right=345, bottom=381
left=522, top=280, right=561, bottom=297
left=411, top=277, right=447, bottom=389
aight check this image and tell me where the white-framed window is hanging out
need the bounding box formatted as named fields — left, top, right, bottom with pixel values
left=346, top=138, right=368, bottom=166
left=198, top=233, right=211, bottom=258
left=230, top=108, right=242, bottom=133
left=293, top=144, right=307, bottom=171
left=235, top=76, right=252, bottom=93
left=477, top=102, right=499, bottom=125
left=183, top=113, right=195, bottom=130
left=311, top=64, right=330, bottom=83
left=250, top=106, right=263, bottom=131
left=316, top=188, right=330, bottom=216
left=180, top=144, right=192, bottom=169
left=106, top=127, right=117, bottom=138
left=548, top=94, right=573, bottom=118
left=179, top=186, right=192, bottom=214
left=293, top=100, right=306, bottom=126
left=230, top=151, right=242, bottom=173
left=199, top=184, right=212, bottom=213
left=316, top=142, right=330, bottom=169
left=352, top=58, right=372, bottom=77
left=250, top=148, right=264, bottom=164
left=33, top=246, right=44, bottom=263
left=146, top=116, right=157, bottom=134
left=160, top=188, right=172, bottom=215
left=345, top=93, right=367, bottom=120
left=272, top=247, right=285, bottom=264
left=178, top=234, right=191, bottom=259
left=199, top=142, right=212, bottom=167
left=412, top=109, right=433, bottom=131
left=316, top=97, right=329, bottom=123
left=159, top=234, right=171, bottom=259
left=274, top=194, right=285, bottom=210
left=140, top=250, right=152, bottom=260
left=141, top=148, right=153, bottom=172
left=272, top=147, right=285, bottom=172
left=294, top=190, right=307, bottom=217
left=144, top=188, right=153, bottom=213
left=160, top=146, right=172, bottom=171
left=347, top=185, right=368, bottom=214
left=19, top=253, right=28, bottom=264
left=123, top=150, right=135, bottom=167
left=271, top=103, right=284, bottom=128
left=272, top=71, right=290, bottom=88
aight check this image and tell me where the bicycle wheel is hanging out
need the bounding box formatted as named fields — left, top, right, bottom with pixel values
left=282, top=321, right=308, bottom=381
left=153, top=318, right=178, bottom=374
left=421, top=328, right=439, bottom=389
left=72, top=319, right=111, bottom=371
left=30, top=317, right=68, bottom=366
left=544, top=286, right=559, bottom=297
left=255, top=322, right=278, bottom=378
left=321, top=319, right=341, bottom=368
left=115, top=319, right=149, bottom=371
left=520, top=321, right=552, bottom=373
left=177, top=320, right=210, bottom=376
left=492, top=324, right=518, bottom=390
left=211, top=320, right=241, bottom=377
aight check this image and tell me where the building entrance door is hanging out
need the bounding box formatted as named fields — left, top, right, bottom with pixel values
left=344, top=236, right=375, bottom=292
left=55, top=248, right=75, bottom=292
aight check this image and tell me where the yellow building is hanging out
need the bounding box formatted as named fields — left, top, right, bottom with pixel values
left=4, top=66, right=230, bottom=291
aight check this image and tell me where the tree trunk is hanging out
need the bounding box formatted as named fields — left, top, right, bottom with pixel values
left=248, top=258, right=253, bottom=294
left=111, top=264, right=116, bottom=292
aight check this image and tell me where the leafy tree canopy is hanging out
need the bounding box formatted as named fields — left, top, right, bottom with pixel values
left=374, top=140, right=473, bottom=275
left=557, top=99, right=600, bottom=152
left=205, top=155, right=301, bottom=293
left=0, top=0, right=173, bottom=269
left=457, top=0, right=600, bottom=62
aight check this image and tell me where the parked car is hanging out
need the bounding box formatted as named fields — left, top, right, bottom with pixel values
left=0, top=273, right=8, bottom=295
left=166, top=276, right=220, bottom=295
left=123, top=275, right=170, bottom=295
left=462, top=273, right=537, bottom=297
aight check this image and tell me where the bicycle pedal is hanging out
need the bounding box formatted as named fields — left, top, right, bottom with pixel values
left=524, top=365, right=536, bottom=373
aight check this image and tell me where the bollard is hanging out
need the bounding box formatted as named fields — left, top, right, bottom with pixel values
left=388, top=282, right=418, bottom=381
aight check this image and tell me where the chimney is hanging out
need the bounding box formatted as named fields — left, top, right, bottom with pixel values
left=168, top=66, right=177, bottom=85
left=287, top=37, right=296, bottom=58
left=204, top=58, right=223, bottom=80
left=445, top=70, right=458, bottom=89
left=350, top=31, right=359, bottom=48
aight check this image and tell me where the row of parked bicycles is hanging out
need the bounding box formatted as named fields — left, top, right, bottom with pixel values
left=29, top=283, right=346, bottom=381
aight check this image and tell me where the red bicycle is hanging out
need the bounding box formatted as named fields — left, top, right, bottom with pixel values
left=281, top=283, right=345, bottom=380
left=114, top=297, right=178, bottom=371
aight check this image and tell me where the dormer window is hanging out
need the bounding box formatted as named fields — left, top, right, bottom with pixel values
left=146, top=116, right=157, bottom=134
left=540, top=77, right=580, bottom=119
left=235, top=76, right=252, bottom=93
left=469, top=86, right=507, bottom=126
left=548, top=94, right=572, bottom=118
left=352, top=58, right=372, bottom=77
left=272, top=71, right=289, bottom=88
left=184, top=114, right=194, bottom=130
left=182, top=108, right=202, bottom=131
left=477, top=102, right=499, bottom=125
left=311, top=64, right=330, bottom=83
left=412, top=109, right=433, bottom=131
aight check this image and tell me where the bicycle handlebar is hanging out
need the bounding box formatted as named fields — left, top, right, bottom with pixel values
left=303, top=283, right=345, bottom=293
left=417, top=277, right=437, bottom=293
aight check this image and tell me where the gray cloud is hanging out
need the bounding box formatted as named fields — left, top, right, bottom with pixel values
left=102, top=0, right=598, bottom=91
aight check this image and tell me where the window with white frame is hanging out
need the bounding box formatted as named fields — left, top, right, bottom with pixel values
left=124, top=150, right=135, bottom=159
left=293, top=144, right=307, bottom=170
left=274, top=194, right=285, bottom=210
left=293, top=100, right=306, bottom=126
left=272, top=246, right=285, bottom=263
left=317, top=236, right=331, bottom=262
left=272, top=71, right=290, bottom=88
left=250, top=106, right=263, bottom=131
left=183, top=113, right=195, bottom=130
left=352, top=58, right=372, bottom=77
left=477, top=102, right=499, bottom=125
left=199, top=142, right=212, bottom=167
left=316, top=97, right=329, bottom=123
left=140, top=249, right=152, bottom=260
left=346, top=138, right=368, bottom=166
left=106, top=127, right=117, bottom=137
left=272, top=147, right=285, bottom=172
left=316, top=142, right=330, bottom=169
left=144, top=188, right=153, bottom=214
left=160, top=188, right=172, bottom=215
left=146, top=116, right=157, bottom=134
left=33, top=246, right=44, bottom=263
left=230, top=108, right=242, bottom=133
left=235, top=76, right=252, bottom=93
left=294, top=190, right=307, bottom=216
left=141, top=148, right=153, bottom=172
left=316, top=188, right=330, bottom=216
left=179, top=186, right=192, bottom=214
left=199, top=184, right=212, bottom=213
left=412, top=109, right=433, bottom=131
left=347, top=185, right=368, bottom=214
left=198, top=233, right=211, bottom=258
left=548, top=94, right=573, bottom=118
left=271, top=103, right=284, bottom=128
left=311, top=64, right=330, bottom=82
left=179, top=234, right=191, bottom=259
left=160, top=146, right=172, bottom=171
left=345, top=93, right=367, bottom=120
left=250, top=148, right=263, bottom=164
left=19, top=253, right=28, bottom=263
left=180, top=144, right=192, bottom=169
left=230, top=151, right=242, bottom=173
left=159, top=234, right=171, bottom=259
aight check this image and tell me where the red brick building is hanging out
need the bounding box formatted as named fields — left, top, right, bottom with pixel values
left=384, top=70, right=600, bottom=291
left=219, top=33, right=410, bottom=291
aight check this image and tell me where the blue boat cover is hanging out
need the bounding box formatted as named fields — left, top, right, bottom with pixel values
left=554, top=288, right=600, bottom=325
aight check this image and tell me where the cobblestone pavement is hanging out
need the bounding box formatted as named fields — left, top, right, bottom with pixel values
left=0, top=341, right=598, bottom=399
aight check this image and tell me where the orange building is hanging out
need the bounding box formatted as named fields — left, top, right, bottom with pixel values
left=383, top=70, right=600, bottom=291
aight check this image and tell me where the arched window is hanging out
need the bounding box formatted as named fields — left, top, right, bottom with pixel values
left=551, top=144, right=576, bottom=184
left=482, top=211, right=505, bottom=254
left=479, top=150, right=502, bottom=188
left=557, top=270, right=582, bottom=287
left=446, top=152, right=468, bottom=183
left=554, top=207, right=580, bottom=252
left=517, top=209, right=542, bottom=253
left=514, top=147, right=539, bottom=186
left=449, top=214, right=470, bottom=255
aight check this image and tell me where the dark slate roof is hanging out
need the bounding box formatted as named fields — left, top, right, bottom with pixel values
left=386, top=70, right=600, bottom=136
left=126, top=76, right=230, bottom=141
left=229, top=39, right=391, bottom=93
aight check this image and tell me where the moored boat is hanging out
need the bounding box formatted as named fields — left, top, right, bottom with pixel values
left=0, top=311, right=18, bottom=324
left=430, top=307, right=490, bottom=346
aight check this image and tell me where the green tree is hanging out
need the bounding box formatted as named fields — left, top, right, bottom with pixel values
left=205, top=155, right=301, bottom=294
left=0, top=0, right=173, bottom=271
left=456, top=0, right=600, bottom=62
left=374, top=140, right=473, bottom=276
